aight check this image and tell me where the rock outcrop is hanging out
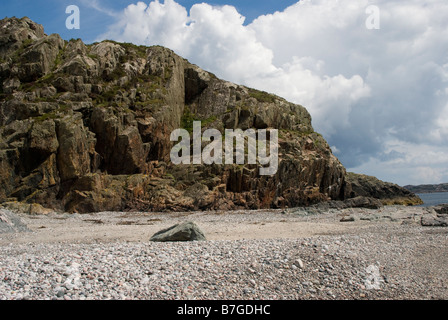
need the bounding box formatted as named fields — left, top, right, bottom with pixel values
left=433, top=204, right=448, bottom=215
left=421, top=216, right=448, bottom=227
left=0, top=208, right=30, bottom=233
left=0, top=17, right=421, bottom=213
left=344, top=172, right=422, bottom=206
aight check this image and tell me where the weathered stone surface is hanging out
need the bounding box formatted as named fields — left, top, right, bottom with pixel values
left=343, top=196, right=383, bottom=209
left=0, top=208, right=30, bottom=233
left=28, top=120, right=59, bottom=165
left=307, top=196, right=382, bottom=212
left=1, top=201, right=53, bottom=215
left=17, top=33, right=65, bottom=81
left=62, top=174, right=127, bottom=213
left=0, top=17, right=45, bottom=60
left=0, top=17, right=420, bottom=213
left=56, top=114, right=95, bottom=182
left=150, top=221, right=206, bottom=242
left=345, top=172, right=422, bottom=206
left=421, top=216, right=448, bottom=227
left=89, top=41, right=125, bottom=76
left=340, top=215, right=356, bottom=222
left=434, top=204, right=448, bottom=215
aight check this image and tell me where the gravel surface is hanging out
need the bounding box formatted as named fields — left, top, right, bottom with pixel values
left=0, top=207, right=447, bottom=300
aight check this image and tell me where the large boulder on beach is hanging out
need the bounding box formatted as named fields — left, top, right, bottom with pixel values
left=421, top=205, right=448, bottom=227
left=421, top=216, right=448, bottom=227
left=150, top=221, right=206, bottom=242
left=0, top=208, right=30, bottom=233
left=343, top=196, right=383, bottom=209
left=434, top=204, right=448, bottom=215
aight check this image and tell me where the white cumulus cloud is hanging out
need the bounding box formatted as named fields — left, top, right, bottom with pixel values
left=97, top=0, right=448, bottom=185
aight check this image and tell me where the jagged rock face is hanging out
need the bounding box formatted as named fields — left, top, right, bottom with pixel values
left=0, top=17, right=45, bottom=61
left=0, top=17, right=416, bottom=213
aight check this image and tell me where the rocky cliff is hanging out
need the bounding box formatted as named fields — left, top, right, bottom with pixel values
left=0, top=17, right=421, bottom=213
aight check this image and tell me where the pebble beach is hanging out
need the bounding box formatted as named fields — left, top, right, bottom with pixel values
left=0, top=206, right=447, bottom=300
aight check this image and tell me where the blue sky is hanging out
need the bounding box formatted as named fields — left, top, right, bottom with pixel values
left=0, top=0, right=299, bottom=43
left=1, top=0, right=448, bottom=186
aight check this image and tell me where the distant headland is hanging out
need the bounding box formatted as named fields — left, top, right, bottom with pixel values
left=404, top=183, right=448, bottom=194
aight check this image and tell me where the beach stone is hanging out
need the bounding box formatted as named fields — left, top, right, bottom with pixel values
left=340, top=215, right=355, bottom=222
left=150, top=221, right=206, bottom=242
left=344, top=196, right=383, bottom=209
left=421, top=216, right=448, bottom=227
left=433, top=204, right=448, bottom=215
left=295, top=259, right=304, bottom=269
left=0, top=209, right=30, bottom=234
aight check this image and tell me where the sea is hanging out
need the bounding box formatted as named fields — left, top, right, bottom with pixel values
left=416, top=192, right=448, bottom=207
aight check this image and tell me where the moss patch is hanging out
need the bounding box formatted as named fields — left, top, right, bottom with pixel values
left=248, top=88, right=276, bottom=103
left=180, top=107, right=218, bottom=133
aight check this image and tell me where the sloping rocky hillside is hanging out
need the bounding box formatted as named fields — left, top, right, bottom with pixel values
left=0, top=17, right=421, bottom=213
left=404, top=183, right=448, bottom=194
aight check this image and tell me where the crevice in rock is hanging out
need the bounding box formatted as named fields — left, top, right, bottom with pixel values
left=184, top=67, right=208, bottom=105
